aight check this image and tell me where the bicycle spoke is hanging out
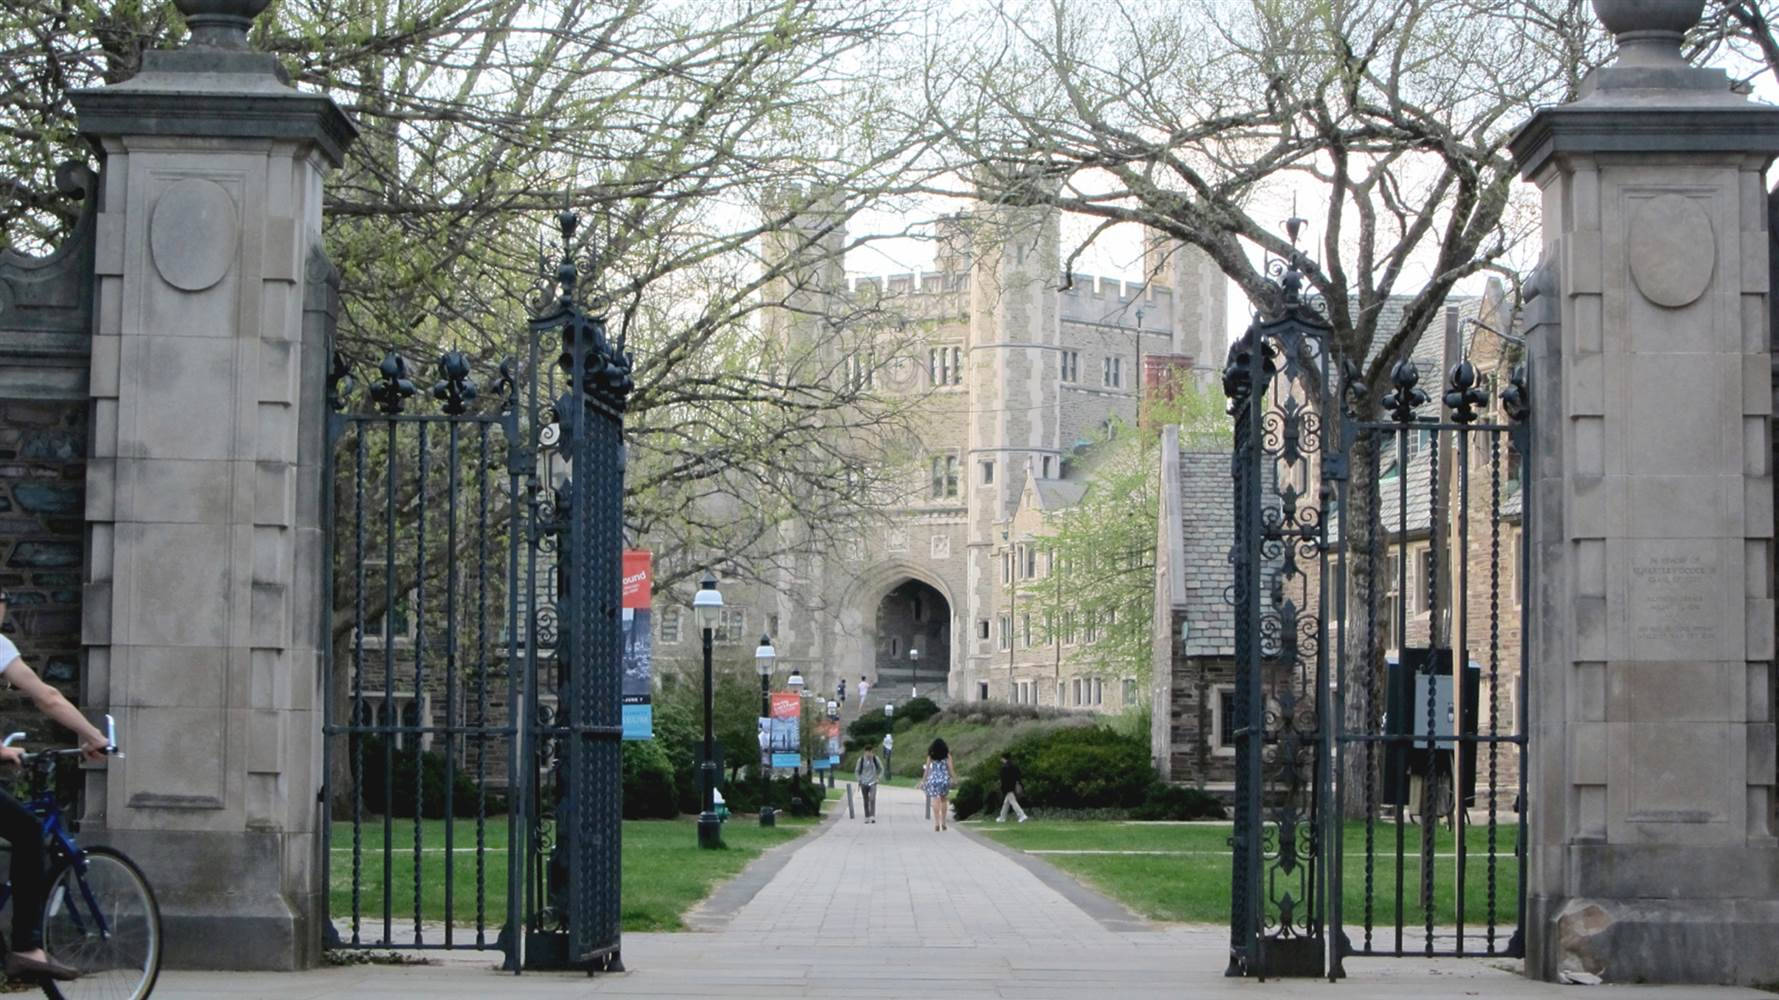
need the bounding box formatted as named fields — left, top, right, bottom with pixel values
left=41, top=851, right=159, bottom=1000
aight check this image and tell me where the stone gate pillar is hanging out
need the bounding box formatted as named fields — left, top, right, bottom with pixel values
left=69, top=0, right=354, bottom=970
left=1509, top=1, right=1779, bottom=985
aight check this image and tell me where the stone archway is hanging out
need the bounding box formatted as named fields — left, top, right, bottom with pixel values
left=872, top=579, right=951, bottom=691
left=833, top=561, right=959, bottom=702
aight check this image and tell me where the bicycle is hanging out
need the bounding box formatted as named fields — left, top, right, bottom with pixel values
left=0, top=716, right=161, bottom=999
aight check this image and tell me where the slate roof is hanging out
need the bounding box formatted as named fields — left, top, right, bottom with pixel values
left=1177, top=450, right=1237, bottom=658
left=1035, top=479, right=1088, bottom=510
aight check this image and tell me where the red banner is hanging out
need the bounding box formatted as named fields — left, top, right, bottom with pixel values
left=621, top=550, right=651, bottom=609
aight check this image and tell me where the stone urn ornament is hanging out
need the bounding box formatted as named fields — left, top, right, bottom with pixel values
left=1591, top=0, right=1705, bottom=64
left=174, top=0, right=271, bottom=49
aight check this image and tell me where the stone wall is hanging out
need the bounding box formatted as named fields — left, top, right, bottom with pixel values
left=0, top=399, right=87, bottom=732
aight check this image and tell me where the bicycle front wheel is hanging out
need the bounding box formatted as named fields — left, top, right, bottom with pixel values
left=39, top=846, right=162, bottom=1000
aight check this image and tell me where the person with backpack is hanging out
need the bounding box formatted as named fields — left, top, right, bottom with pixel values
left=856, top=746, right=882, bottom=823
left=996, top=753, right=1029, bottom=823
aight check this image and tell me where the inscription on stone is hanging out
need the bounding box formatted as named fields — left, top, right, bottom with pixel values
left=1627, top=546, right=1719, bottom=655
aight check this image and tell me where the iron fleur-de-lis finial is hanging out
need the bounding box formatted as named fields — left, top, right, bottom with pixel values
left=1501, top=364, right=1531, bottom=423
left=432, top=350, right=478, bottom=415
left=1381, top=359, right=1427, bottom=424
left=369, top=352, right=417, bottom=414
left=327, top=350, right=356, bottom=412
left=1443, top=360, right=1490, bottom=424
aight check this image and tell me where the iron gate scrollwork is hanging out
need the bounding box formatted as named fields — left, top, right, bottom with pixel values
left=524, top=210, right=633, bottom=971
left=1224, top=263, right=1334, bottom=979
left=1224, top=260, right=1532, bottom=980
left=321, top=210, right=632, bottom=973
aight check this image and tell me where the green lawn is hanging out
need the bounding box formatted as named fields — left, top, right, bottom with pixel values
left=973, top=819, right=1523, bottom=930
left=329, top=814, right=819, bottom=934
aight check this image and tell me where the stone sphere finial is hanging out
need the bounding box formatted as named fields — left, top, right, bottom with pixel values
left=175, top=0, right=271, bottom=50
left=1592, top=0, right=1705, bottom=66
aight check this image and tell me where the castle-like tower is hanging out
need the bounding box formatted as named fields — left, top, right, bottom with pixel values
left=656, top=198, right=1226, bottom=712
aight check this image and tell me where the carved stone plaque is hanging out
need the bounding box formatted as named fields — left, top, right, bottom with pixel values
left=886, top=527, right=908, bottom=553
left=1627, top=542, right=1720, bottom=658
left=930, top=534, right=951, bottom=559
left=149, top=178, right=238, bottom=292
left=1627, top=194, right=1715, bottom=309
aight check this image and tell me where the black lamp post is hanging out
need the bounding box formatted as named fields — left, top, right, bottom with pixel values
left=693, top=573, right=724, bottom=848
left=755, top=633, right=777, bottom=827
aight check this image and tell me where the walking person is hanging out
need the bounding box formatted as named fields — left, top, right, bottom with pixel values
left=996, top=753, right=1029, bottom=823
left=858, top=675, right=869, bottom=706
left=856, top=746, right=882, bottom=823
left=921, top=738, right=955, bottom=832
left=0, top=589, right=110, bottom=982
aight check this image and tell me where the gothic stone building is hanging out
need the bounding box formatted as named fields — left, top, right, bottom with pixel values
left=651, top=202, right=1228, bottom=712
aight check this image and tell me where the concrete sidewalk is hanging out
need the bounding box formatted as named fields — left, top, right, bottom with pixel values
left=157, top=784, right=1764, bottom=998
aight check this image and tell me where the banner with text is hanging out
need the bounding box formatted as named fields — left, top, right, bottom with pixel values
left=621, top=550, right=653, bottom=740
left=768, top=692, right=801, bottom=769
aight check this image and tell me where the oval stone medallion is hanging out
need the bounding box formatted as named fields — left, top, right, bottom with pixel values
left=1628, top=194, right=1715, bottom=309
left=149, top=178, right=238, bottom=292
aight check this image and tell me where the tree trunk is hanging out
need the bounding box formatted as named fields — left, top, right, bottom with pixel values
left=1338, top=432, right=1384, bottom=821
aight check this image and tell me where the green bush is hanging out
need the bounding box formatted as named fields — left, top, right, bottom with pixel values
left=844, top=710, right=894, bottom=751
left=354, top=736, right=494, bottom=819
left=1132, top=782, right=1226, bottom=820
left=722, top=773, right=826, bottom=817
left=622, top=739, right=680, bottom=819
left=898, top=696, right=941, bottom=725
left=1020, top=726, right=1152, bottom=810
left=651, top=700, right=703, bottom=815
left=952, top=725, right=1155, bottom=820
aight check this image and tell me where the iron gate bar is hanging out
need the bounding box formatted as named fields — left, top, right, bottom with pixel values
left=1329, top=367, right=1530, bottom=964
left=1425, top=419, right=1438, bottom=957
left=321, top=356, right=526, bottom=966
left=1229, top=283, right=1534, bottom=978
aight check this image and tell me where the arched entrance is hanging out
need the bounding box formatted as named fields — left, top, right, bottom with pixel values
left=872, top=579, right=951, bottom=691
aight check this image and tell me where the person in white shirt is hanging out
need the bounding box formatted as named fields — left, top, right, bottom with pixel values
left=857, top=675, right=869, bottom=705
left=0, top=589, right=109, bottom=982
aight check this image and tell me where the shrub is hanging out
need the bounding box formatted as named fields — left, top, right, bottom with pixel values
left=1019, top=726, right=1152, bottom=810
left=1132, top=783, right=1226, bottom=821
left=845, top=710, right=894, bottom=751
left=354, top=736, right=493, bottom=819
left=898, top=696, right=941, bottom=725
left=722, top=773, right=826, bottom=817
left=622, top=739, right=680, bottom=819
left=952, top=725, right=1156, bottom=820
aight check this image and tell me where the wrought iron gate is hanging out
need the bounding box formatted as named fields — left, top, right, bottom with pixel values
left=1224, top=262, right=1530, bottom=979
left=320, top=211, right=632, bottom=972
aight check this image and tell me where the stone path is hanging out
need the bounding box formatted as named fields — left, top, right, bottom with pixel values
left=158, top=783, right=1766, bottom=997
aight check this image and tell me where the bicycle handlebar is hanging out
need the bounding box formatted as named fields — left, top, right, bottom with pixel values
left=3, top=713, right=122, bottom=766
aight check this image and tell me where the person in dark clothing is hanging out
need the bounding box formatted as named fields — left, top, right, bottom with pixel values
left=0, top=589, right=109, bottom=982
left=996, top=753, right=1028, bottom=823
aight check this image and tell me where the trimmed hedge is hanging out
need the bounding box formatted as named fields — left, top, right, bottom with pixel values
left=951, top=725, right=1225, bottom=821
left=622, top=738, right=680, bottom=819
left=355, top=736, right=492, bottom=819
left=721, top=773, right=826, bottom=817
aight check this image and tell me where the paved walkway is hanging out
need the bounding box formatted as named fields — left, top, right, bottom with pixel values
left=160, top=784, right=1763, bottom=998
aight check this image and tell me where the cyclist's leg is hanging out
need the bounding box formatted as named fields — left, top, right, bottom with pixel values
left=0, top=789, right=45, bottom=954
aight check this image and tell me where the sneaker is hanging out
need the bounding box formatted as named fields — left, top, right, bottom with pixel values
left=995, top=817, right=1005, bottom=823
left=1018, top=815, right=1028, bottom=823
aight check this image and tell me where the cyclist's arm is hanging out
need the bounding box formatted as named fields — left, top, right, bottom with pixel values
left=1, top=656, right=107, bottom=751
